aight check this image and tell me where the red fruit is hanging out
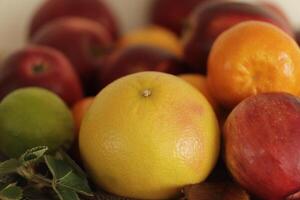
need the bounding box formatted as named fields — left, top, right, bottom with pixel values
left=99, top=45, right=184, bottom=87
left=31, top=17, right=114, bottom=95
left=183, top=182, right=250, bottom=200
left=183, top=1, right=295, bottom=73
left=0, top=45, right=83, bottom=106
left=151, top=0, right=213, bottom=35
left=224, top=93, right=300, bottom=200
left=29, top=0, right=119, bottom=40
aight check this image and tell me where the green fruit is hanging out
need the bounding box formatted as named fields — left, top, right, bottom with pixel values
left=0, top=87, right=74, bottom=158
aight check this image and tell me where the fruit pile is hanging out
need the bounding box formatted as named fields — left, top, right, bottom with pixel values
left=0, top=0, right=299, bottom=200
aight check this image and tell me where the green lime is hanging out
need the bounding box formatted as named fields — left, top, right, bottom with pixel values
left=0, top=87, right=74, bottom=158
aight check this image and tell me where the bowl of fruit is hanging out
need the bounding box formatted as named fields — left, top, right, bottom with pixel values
left=0, top=0, right=299, bottom=200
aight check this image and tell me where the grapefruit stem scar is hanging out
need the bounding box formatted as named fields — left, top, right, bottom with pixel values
left=141, top=89, right=152, bottom=97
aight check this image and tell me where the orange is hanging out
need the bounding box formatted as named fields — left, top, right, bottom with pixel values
left=207, top=21, right=300, bottom=108
left=179, top=74, right=218, bottom=112
left=118, top=26, right=183, bottom=57
left=72, top=97, right=94, bottom=137
left=79, top=72, right=220, bottom=199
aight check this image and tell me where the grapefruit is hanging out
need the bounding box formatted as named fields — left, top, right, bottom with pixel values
left=79, top=72, right=220, bottom=199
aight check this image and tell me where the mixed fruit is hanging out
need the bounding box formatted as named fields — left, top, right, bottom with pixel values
left=0, top=0, right=299, bottom=200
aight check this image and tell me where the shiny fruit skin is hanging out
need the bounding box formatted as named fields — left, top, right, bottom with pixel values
left=224, top=93, right=300, bottom=200
left=183, top=1, right=294, bottom=73
left=179, top=74, right=218, bottom=112
left=208, top=21, right=300, bottom=108
left=0, top=45, right=83, bottom=106
left=80, top=72, right=220, bottom=199
left=31, top=17, right=114, bottom=95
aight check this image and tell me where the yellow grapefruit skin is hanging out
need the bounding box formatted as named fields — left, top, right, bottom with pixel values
left=79, top=72, right=220, bottom=199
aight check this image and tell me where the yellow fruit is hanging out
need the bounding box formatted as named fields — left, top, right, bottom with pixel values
left=79, top=72, right=220, bottom=199
left=118, top=26, right=183, bottom=57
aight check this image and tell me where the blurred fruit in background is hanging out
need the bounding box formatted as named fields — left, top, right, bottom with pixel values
left=98, top=45, right=184, bottom=87
left=183, top=1, right=294, bottom=73
left=0, top=45, right=83, bottom=106
left=80, top=72, right=220, bottom=199
left=31, top=17, right=114, bottom=95
left=72, top=97, right=94, bottom=137
left=179, top=74, right=218, bottom=113
left=150, top=0, right=215, bottom=35
left=70, top=97, right=94, bottom=163
left=260, top=1, right=292, bottom=27
left=183, top=181, right=250, bottom=200
left=207, top=21, right=300, bottom=108
left=117, top=25, right=183, bottom=57
left=0, top=87, right=74, bottom=158
left=28, top=0, right=119, bottom=40
left=224, top=93, right=300, bottom=200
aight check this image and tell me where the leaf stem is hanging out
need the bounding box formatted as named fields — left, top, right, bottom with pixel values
left=17, top=166, right=52, bottom=189
left=30, top=174, right=52, bottom=188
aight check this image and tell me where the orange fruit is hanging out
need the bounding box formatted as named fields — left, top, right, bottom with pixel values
left=79, top=72, right=220, bottom=199
left=208, top=21, right=300, bottom=108
left=72, top=97, right=94, bottom=137
left=118, top=26, right=183, bottom=57
left=179, top=74, right=218, bottom=112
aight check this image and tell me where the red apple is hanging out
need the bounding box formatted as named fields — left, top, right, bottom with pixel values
left=31, top=17, right=114, bottom=95
left=224, top=93, right=300, bottom=200
left=183, top=1, right=295, bottom=73
left=183, top=181, right=250, bottom=200
left=0, top=45, right=83, bottom=106
left=98, top=45, right=184, bottom=87
left=29, top=0, right=119, bottom=40
left=150, top=0, right=213, bottom=35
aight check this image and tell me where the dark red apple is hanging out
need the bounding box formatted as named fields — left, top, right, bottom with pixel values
left=98, top=45, right=184, bottom=87
left=224, top=93, right=300, bottom=200
left=29, top=0, right=119, bottom=40
left=0, top=45, right=83, bottom=106
left=183, top=181, right=250, bottom=200
left=31, top=17, right=114, bottom=95
left=183, top=1, right=295, bottom=73
left=150, top=0, right=213, bottom=35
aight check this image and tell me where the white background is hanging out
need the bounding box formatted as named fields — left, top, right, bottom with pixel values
left=0, top=0, right=298, bottom=55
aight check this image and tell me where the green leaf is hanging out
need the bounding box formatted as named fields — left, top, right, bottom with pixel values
left=57, top=171, right=93, bottom=196
left=0, top=159, right=21, bottom=176
left=0, top=183, right=22, bottom=200
left=19, top=146, right=48, bottom=164
left=54, top=185, right=80, bottom=200
left=56, top=151, right=86, bottom=179
left=44, top=156, right=93, bottom=196
left=44, top=155, right=72, bottom=180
